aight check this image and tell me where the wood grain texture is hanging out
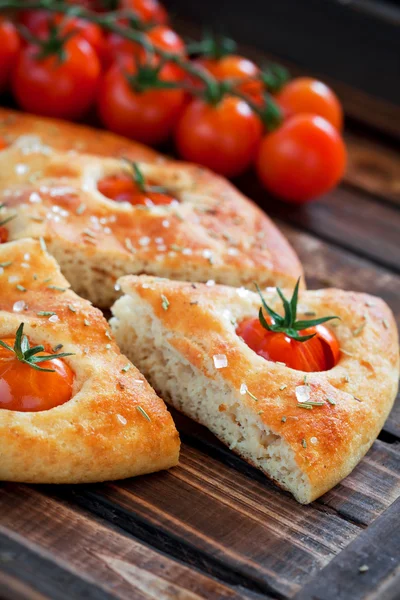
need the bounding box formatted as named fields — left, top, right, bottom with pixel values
left=293, top=497, right=400, bottom=600
left=0, top=484, right=254, bottom=600
left=60, top=436, right=400, bottom=599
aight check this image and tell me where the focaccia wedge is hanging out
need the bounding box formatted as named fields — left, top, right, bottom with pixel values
left=0, top=109, right=303, bottom=308
left=110, top=276, right=399, bottom=504
left=0, top=239, right=179, bottom=483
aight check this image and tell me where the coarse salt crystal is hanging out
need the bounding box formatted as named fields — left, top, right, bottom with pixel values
left=117, top=414, right=127, bottom=425
left=139, top=236, right=150, bottom=246
left=29, top=192, right=42, bottom=203
left=13, top=300, right=26, bottom=312
left=236, top=287, right=248, bottom=298
left=114, top=283, right=121, bottom=291
left=228, top=247, right=238, bottom=256
left=49, top=315, right=59, bottom=323
left=8, top=275, right=19, bottom=283
left=23, top=253, right=30, bottom=261
left=213, top=354, right=228, bottom=369
left=21, top=263, right=30, bottom=269
left=206, top=280, right=215, bottom=286
left=162, top=219, right=170, bottom=228
left=202, top=249, right=213, bottom=259
left=240, top=383, right=248, bottom=395
left=0, top=268, right=3, bottom=276
left=15, top=163, right=29, bottom=175
left=295, top=385, right=311, bottom=403
left=182, top=248, right=192, bottom=255
left=155, top=237, right=164, bottom=244
left=310, top=436, right=318, bottom=445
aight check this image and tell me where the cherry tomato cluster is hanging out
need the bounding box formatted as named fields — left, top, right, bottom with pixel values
left=0, top=0, right=347, bottom=203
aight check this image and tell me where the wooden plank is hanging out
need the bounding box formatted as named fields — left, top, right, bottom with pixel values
left=344, top=132, right=400, bottom=206
left=0, top=485, right=253, bottom=600
left=171, top=15, right=400, bottom=139
left=294, top=497, right=400, bottom=600
left=236, top=173, right=400, bottom=273
left=62, top=437, right=400, bottom=599
left=279, top=223, right=400, bottom=439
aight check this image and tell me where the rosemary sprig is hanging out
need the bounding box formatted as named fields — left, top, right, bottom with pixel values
left=124, top=160, right=169, bottom=195
left=255, top=278, right=339, bottom=342
left=0, top=323, right=74, bottom=372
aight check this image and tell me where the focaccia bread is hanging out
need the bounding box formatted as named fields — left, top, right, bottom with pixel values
left=110, top=276, right=399, bottom=504
left=0, top=108, right=303, bottom=308
left=0, top=239, right=179, bottom=483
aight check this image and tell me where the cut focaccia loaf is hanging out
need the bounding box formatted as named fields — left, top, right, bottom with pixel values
left=0, top=239, right=179, bottom=483
left=110, top=276, right=399, bottom=504
left=0, top=108, right=303, bottom=308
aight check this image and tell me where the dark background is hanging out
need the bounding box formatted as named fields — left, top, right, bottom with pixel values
left=164, top=0, right=400, bottom=107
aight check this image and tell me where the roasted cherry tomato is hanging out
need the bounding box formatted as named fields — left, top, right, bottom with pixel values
left=12, top=37, right=100, bottom=120
left=0, top=136, right=7, bottom=151
left=0, top=337, right=74, bottom=412
left=98, top=173, right=175, bottom=205
left=0, top=19, right=21, bottom=93
left=237, top=317, right=339, bottom=372
left=256, top=114, right=347, bottom=203
left=175, top=96, right=263, bottom=177
left=98, top=58, right=185, bottom=145
left=195, top=54, right=262, bottom=99
left=0, top=227, right=8, bottom=243
left=105, top=25, right=184, bottom=70
left=276, top=77, right=343, bottom=130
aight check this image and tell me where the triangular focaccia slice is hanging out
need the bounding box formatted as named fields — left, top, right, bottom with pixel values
left=110, top=276, right=399, bottom=503
left=0, top=109, right=303, bottom=308
left=0, top=240, right=179, bottom=483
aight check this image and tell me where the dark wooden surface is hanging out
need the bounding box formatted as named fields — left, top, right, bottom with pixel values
left=1, top=15, right=400, bottom=600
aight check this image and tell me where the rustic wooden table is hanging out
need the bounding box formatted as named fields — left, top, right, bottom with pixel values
left=0, top=22, right=399, bottom=600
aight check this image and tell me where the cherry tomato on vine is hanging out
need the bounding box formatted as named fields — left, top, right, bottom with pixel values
left=98, top=174, right=175, bottom=205
left=0, top=337, right=74, bottom=412
left=237, top=317, right=339, bottom=372
left=276, top=77, right=343, bottom=130
left=0, top=20, right=21, bottom=93
left=0, top=228, right=8, bottom=244
left=98, top=58, right=185, bottom=145
left=120, top=0, right=168, bottom=24
left=256, top=114, right=347, bottom=203
left=175, top=96, right=263, bottom=178
left=12, top=37, right=101, bottom=120
left=18, top=9, right=51, bottom=33
left=105, top=25, right=185, bottom=70
left=196, top=55, right=263, bottom=99
left=35, top=14, right=106, bottom=61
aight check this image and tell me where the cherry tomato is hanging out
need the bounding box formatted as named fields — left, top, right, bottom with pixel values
left=105, top=25, right=184, bottom=70
left=12, top=37, right=100, bottom=120
left=98, top=59, right=185, bottom=145
left=196, top=55, right=263, bottom=99
left=0, top=227, right=8, bottom=244
left=98, top=174, right=175, bottom=205
left=0, top=136, right=7, bottom=151
left=0, top=338, right=74, bottom=412
left=276, top=77, right=343, bottom=130
left=175, top=96, right=263, bottom=178
left=256, top=114, right=347, bottom=203
left=35, top=14, right=106, bottom=61
left=120, top=0, right=168, bottom=24
left=0, top=20, right=21, bottom=93
left=237, top=317, right=340, bottom=372
left=18, top=9, right=51, bottom=33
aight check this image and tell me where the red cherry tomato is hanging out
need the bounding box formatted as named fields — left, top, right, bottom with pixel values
left=35, top=14, right=106, bottom=61
left=12, top=37, right=100, bottom=120
left=105, top=25, right=185, bottom=70
left=0, top=338, right=74, bottom=412
left=0, top=136, right=6, bottom=151
left=98, top=59, right=185, bottom=145
left=237, top=317, right=340, bottom=372
left=120, top=0, right=168, bottom=24
left=276, top=77, right=343, bottom=130
left=175, top=96, right=263, bottom=178
left=0, top=20, right=21, bottom=93
left=98, top=174, right=175, bottom=205
left=18, top=9, right=51, bottom=33
left=256, top=114, right=347, bottom=203
left=0, top=227, right=8, bottom=244
left=196, top=55, right=263, bottom=99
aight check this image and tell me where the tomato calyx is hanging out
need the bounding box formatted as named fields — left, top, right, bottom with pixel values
left=259, top=64, right=290, bottom=94
left=19, top=17, right=79, bottom=62
left=256, top=278, right=339, bottom=342
left=186, top=33, right=237, bottom=61
left=0, top=323, right=74, bottom=373
left=125, top=60, right=178, bottom=93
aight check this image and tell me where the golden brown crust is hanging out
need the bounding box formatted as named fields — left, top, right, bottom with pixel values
left=115, top=276, right=399, bottom=502
left=0, top=108, right=303, bottom=307
left=0, top=239, right=180, bottom=484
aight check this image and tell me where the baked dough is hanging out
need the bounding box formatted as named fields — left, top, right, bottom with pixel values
left=0, top=108, right=303, bottom=308
left=0, top=239, right=179, bottom=483
left=110, top=276, right=399, bottom=503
